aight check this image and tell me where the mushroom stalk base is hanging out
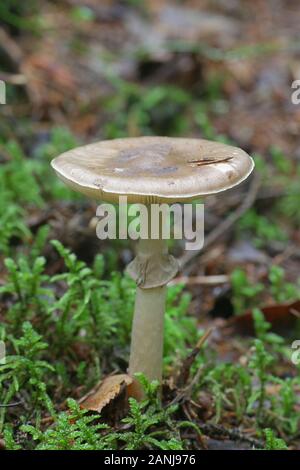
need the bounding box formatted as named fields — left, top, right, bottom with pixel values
left=129, top=284, right=166, bottom=381
left=128, top=238, right=175, bottom=399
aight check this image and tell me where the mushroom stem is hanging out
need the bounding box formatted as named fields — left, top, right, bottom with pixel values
left=126, top=207, right=178, bottom=399
left=128, top=237, right=169, bottom=397
left=128, top=239, right=173, bottom=398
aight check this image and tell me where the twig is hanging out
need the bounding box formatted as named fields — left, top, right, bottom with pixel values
left=291, top=308, right=300, bottom=319
left=177, top=328, right=214, bottom=389
left=169, top=274, right=229, bottom=286
left=198, top=423, right=263, bottom=448
left=0, top=401, right=22, bottom=408
left=172, top=328, right=214, bottom=404
left=0, top=71, right=27, bottom=85
left=179, top=174, right=261, bottom=271
left=181, top=401, right=262, bottom=448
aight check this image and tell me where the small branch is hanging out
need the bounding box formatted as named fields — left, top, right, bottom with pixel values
left=173, top=328, right=214, bottom=399
left=0, top=401, right=22, bottom=408
left=179, top=174, right=261, bottom=271
left=198, top=423, right=263, bottom=448
left=0, top=71, right=27, bottom=85
left=169, top=274, right=229, bottom=286
left=291, top=308, right=300, bottom=319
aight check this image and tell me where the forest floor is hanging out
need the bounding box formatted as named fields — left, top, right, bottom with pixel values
left=0, top=0, right=300, bottom=450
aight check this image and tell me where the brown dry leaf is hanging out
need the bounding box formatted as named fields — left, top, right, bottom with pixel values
left=225, top=299, right=300, bottom=336
left=79, top=374, right=133, bottom=413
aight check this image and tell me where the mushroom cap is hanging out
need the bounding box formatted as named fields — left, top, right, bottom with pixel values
left=51, top=136, right=254, bottom=204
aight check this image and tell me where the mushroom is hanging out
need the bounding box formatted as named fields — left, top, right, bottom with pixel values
left=51, top=136, right=254, bottom=398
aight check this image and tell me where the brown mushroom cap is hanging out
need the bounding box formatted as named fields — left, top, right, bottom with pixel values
left=51, top=136, right=254, bottom=204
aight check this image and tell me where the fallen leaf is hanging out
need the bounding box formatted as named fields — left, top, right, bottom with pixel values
left=79, top=374, right=133, bottom=413
left=224, top=300, right=300, bottom=336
